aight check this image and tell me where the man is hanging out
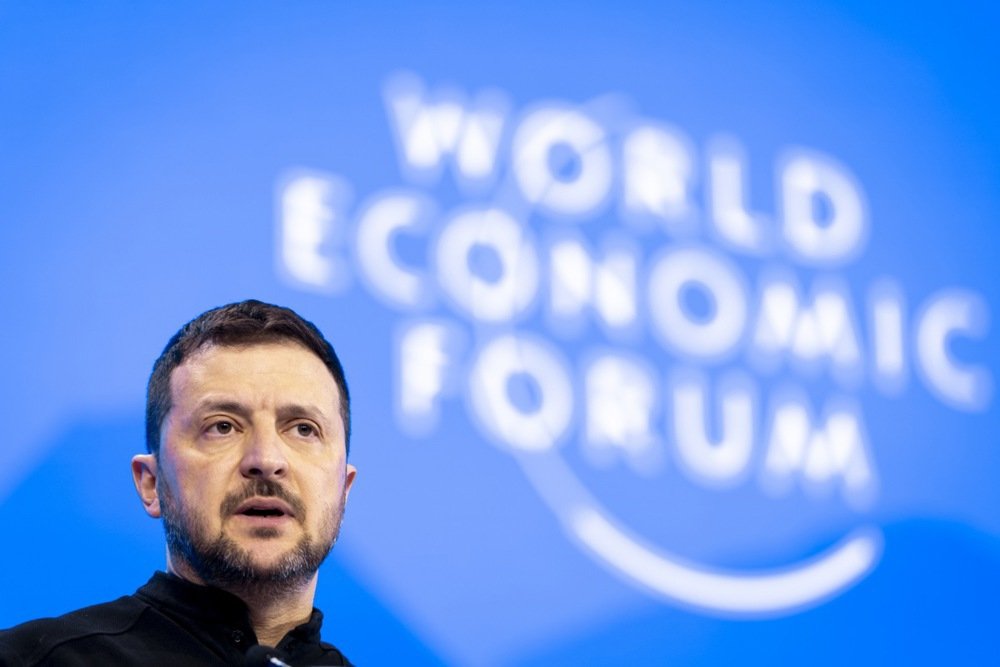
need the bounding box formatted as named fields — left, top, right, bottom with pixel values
left=0, top=300, right=358, bottom=666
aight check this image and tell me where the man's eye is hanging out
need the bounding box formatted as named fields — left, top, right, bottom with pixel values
left=210, top=421, right=234, bottom=435
left=296, top=423, right=316, bottom=437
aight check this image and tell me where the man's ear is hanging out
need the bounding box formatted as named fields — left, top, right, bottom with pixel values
left=131, top=454, right=162, bottom=518
left=344, top=464, right=358, bottom=502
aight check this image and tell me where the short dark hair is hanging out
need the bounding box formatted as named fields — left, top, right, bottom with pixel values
left=145, top=300, right=350, bottom=456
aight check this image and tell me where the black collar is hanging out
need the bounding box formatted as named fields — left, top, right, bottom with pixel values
left=135, top=571, right=326, bottom=649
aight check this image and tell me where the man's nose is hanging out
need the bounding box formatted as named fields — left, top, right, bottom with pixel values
left=239, top=428, right=289, bottom=479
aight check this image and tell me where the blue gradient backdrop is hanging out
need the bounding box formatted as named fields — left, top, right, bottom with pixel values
left=1, top=2, right=998, bottom=665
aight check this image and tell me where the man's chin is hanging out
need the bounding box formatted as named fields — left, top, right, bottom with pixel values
left=169, top=532, right=329, bottom=591
left=237, top=546, right=312, bottom=575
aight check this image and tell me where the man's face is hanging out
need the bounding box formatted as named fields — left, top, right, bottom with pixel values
left=134, top=341, right=356, bottom=590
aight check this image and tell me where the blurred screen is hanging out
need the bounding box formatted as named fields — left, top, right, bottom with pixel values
left=1, top=2, right=997, bottom=665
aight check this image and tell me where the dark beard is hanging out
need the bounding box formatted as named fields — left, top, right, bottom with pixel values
left=159, top=477, right=342, bottom=595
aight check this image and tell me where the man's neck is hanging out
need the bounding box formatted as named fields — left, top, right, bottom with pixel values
left=167, top=556, right=319, bottom=647
left=234, top=579, right=317, bottom=647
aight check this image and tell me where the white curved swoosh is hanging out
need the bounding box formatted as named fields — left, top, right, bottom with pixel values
left=572, top=506, right=881, bottom=615
left=516, top=450, right=882, bottom=616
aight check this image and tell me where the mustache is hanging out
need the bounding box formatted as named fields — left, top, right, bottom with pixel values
left=219, top=479, right=307, bottom=522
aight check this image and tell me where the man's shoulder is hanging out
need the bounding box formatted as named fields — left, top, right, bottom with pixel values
left=304, top=640, right=354, bottom=667
left=321, top=643, right=354, bottom=666
left=0, top=595, right=148, bottom=666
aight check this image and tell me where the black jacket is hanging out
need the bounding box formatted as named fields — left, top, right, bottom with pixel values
left=0, top=572, right=352, bottom=666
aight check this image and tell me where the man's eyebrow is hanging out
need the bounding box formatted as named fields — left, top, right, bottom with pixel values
left=275, top=404, right=330, bottom=423
left=195, top=400, right=253, bottom=420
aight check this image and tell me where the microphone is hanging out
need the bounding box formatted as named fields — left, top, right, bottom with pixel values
left=245, top=645, right=294, bottom=667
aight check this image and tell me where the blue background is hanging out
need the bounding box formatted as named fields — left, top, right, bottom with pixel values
left=1, top=2, right=998, bottom=664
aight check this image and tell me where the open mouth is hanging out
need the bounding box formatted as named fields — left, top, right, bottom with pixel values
left=233, top=497, right=296, bottom=520
left=241, top=507, right=286, bottom=518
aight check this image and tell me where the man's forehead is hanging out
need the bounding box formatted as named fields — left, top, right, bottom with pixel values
left=178, top=340, right=327, bottom=371
left=183, top=338, right=320, bottom=361
left=169, top=341, right=340, bottom=400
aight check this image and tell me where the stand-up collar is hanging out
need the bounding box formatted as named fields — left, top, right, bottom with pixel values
left=134, top=571, right=325, bottom=649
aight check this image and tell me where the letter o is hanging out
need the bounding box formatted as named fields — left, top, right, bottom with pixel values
left=469, top=334, right=574, bottom=451
left=647, top=247, right=748, bottom=360
left=511, top=106, right=612, bottom=218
